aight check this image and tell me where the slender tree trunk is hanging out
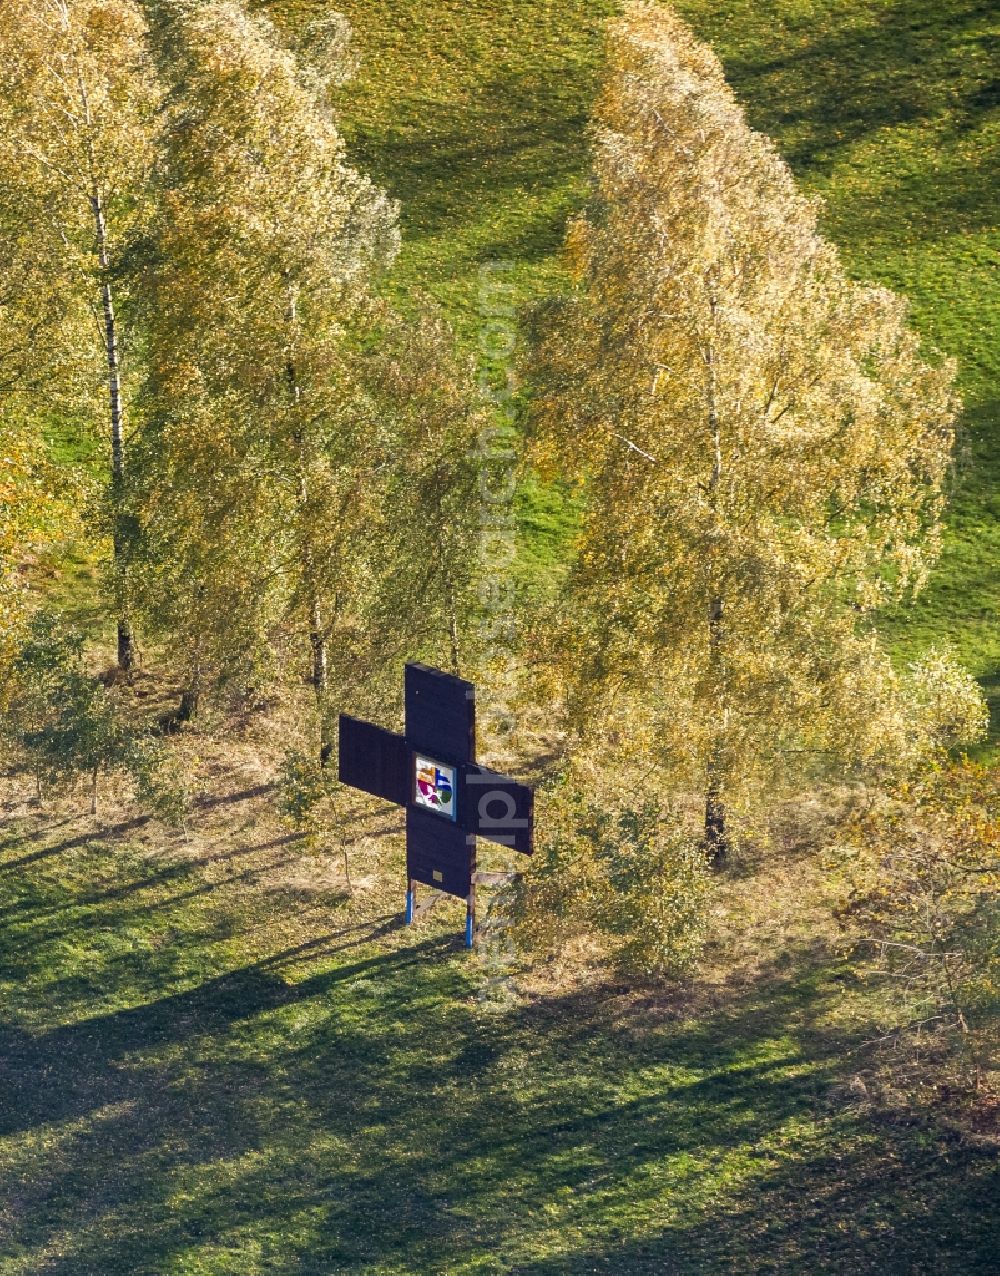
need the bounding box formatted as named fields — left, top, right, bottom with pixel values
left=445, top=572, right=461, bottom=676
left=308, top=592, right=328, bottom=694
left=177, top=653, right=202, bottom=722
left=74, top=50, right=134, bottom=670
left=286, top=282, right=331, bottom=764
left=703, top=283, right=729, bottom=866
left=705, top=596, right=728, bottom=866
left=102, top=265, right=135, bottom=672
left=306, top=549, right=332, bottom=766
left=90, top=765, right=99, bottom=816
left=308, top=580, right=333, bottom=764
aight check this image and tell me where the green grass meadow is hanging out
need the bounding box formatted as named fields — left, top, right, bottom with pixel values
left=1, top=795, right=997, bottom=1273
left=2, top=1, right=998, bottom=1271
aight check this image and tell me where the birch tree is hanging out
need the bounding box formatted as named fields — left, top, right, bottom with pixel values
left=0, top=0, right=161, bottom=671
left=133, top=2, right=432, bottom=755
left=362, top=308, right=487, bottom=682
left=530, top=3, right=963, bottom=860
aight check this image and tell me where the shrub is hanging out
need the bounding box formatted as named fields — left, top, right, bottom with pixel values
left=0, top=612, right=182, bottom=819
left=277, top=748, right=335, bottom=835
left=833, top=761, right=1000, bottom=1095
left=594, top=803, right=712, bottom=977
left=512, top=779, right=711, bottom=979
left=277, top=747, right=351, bottom=885
left=903, top=648, right=989, bottom=753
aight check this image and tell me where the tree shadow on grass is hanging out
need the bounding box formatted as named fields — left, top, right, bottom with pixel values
left=713, top=0, right=997, bottom=179
left=0, top=835, right=309, bottom=922
left=335, top=0, right=997, bottom=277
left=0, top=844, right=330, bottom=1017
left=347, top=60, right=601, bottom=269
left=0, top=917, right=425, bottom=1133
left=509, top=1130, right=1000, bottom=1274
left=2, top=927, right=996, bottom=1274
left=0, top=783, right=273, bottom=873
left=0, top=815, right=153, bottom=873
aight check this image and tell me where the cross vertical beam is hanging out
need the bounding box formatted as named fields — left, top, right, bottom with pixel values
left=339, top=663, right=534, bottom=950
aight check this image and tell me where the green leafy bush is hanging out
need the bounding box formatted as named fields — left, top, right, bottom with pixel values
left=902, top=648, right=989, bottom=754
left=512, top=780, right=711, bottom=979
left=277, top=748, right=336, bottom=835
left=277, top=747, right=352, bottom=885
left=0, top=612, right=183, bottom=819
left=833, top=761, right=1000, bottom=1094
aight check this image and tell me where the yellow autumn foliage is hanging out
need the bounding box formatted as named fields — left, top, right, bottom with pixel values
left=528, top=2, right=973, bottom=842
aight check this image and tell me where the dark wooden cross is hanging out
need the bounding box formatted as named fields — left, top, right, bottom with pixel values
left=338, top=663, right=534, bottom=947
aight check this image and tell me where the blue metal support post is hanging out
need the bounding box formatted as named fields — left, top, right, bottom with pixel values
left=465, top=886, right=476, bottom=950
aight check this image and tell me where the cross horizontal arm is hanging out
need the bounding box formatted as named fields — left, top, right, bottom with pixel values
left=338, top=715, right=409, bottom=807
left=461, top=765, right=534, bottom=856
